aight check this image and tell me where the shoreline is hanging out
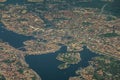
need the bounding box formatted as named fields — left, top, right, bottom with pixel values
left=22, top=53, right=41, bottom=80
left=87, top=45, right=120, bottom=60
left=23, top=45, right=62, bottom=80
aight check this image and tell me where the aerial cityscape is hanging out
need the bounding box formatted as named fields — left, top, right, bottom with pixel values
left=0, top=0, right=120, bottom=80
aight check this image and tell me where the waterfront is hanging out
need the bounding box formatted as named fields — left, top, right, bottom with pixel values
left=0, top=24, right=100, bottom=80
left=0, top=0, right=120, bottom=80
left=0, top=23, right=34, bottom=48
left=0, top=23, right=41, bottom=80
left=25, top=46, right=99, bottom=80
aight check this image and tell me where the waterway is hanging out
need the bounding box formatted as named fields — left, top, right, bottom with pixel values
left=25, top=46, right=99, bottom=80
left=0, top=22, right=99, bottom=80
left=0, top=23, right=34, bottom=48
left=0, top=1, right=119, bottom=80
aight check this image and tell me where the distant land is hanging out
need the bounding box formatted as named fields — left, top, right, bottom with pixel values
left=0, top=0, right=6, bottom=2
left=27, top=0, right=43, bottom=2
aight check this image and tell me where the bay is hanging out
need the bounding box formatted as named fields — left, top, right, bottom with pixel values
left=25, top=46, right=99, bottom=80
left=0, top=1, right=119, bottom=80
left=0, top=23, right=34, bottom=49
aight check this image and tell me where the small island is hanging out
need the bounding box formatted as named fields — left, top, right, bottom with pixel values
left=56, top=52, right=81, bottom=69
left=58, top=63, right=70, bottom=70
left=0, top=0, right=120, bottom=80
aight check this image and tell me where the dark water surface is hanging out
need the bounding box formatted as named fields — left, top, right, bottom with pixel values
left=0, top=23, right=34, bottom=48
left=0, top=1, right=119, bottom=80
left=25, top=46, right=99, bottom=80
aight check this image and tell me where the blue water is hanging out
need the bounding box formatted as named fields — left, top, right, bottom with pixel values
left=0, top=23, right=34, bottom=48
left=0, top=1, right=119, bottom=80
left=25, top=46, right=99, bottom=80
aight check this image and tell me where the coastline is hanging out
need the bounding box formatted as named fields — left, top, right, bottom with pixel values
left=22, top=55, right=41, bottom=80
left=0, top=1, right=119, bottom=80
left=23, top=45, right=62, bottom=80
left=87, top=45, right=120, bottom=60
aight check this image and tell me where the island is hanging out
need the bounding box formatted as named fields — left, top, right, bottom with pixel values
left=0, top=0, right=120, bottom=80
left=56, top=52, right=81, bottom=69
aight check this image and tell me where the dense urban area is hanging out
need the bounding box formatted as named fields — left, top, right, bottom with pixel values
left=0, top=0, right=120, bottom=80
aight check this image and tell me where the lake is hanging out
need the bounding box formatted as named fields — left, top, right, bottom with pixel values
left=0, top=0, right=119, bottom=80
left=0, top=23, right=99, bottom=80
left=0, top=23, right=34, bottom=49
left=25, top=46, right=99, bottom=80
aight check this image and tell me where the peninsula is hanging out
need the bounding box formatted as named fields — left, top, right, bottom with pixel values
left=0, top=0, right=120, bottom=80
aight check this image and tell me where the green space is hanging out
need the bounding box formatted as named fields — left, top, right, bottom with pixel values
left=0, top=74, right=6, bottom=80
left=106, top=16, right=116, bottom=21
left=82, top=21, right=93, bottom=26
left=56, top=53, right=80, bottom=64
left=32, top=77, right=37, bottom=80
left=3, top=59, right=15, bottom=64
left=17, top=68, right=24, bottom=74
left=92, top=56, right=120, bottom=80
left=99, top=33, right=120, bottom=37
left=75, top=56, right=120, bottom=80
left=58, top=63, right=70, bottom=70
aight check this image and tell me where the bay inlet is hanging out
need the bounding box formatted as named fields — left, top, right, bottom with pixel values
left=25, top=46, right=99, bottom=80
